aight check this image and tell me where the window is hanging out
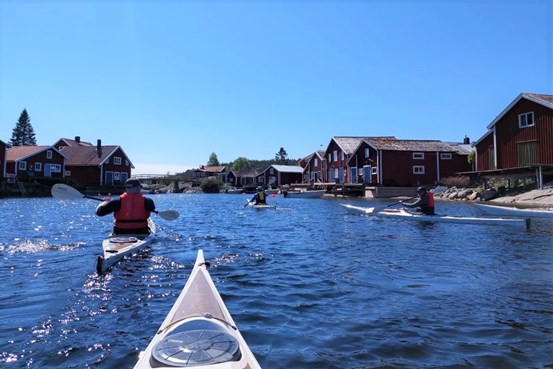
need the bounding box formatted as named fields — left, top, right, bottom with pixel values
left=518, top=112, right=534, bottom=128
left=314, top=158, right=318, bottom=166
left=18, top=161, right=27, bottom=170
left=333, top=150, right=338, bottom=162
left=126, top=160, right=129, bottom=166
left=328, top=153, right=331, bottom=162
left=413, top=165, right=425, bottom=174
left=114, top=172, right=121, bottom=180
left=440, top=153, right=452, bottom=160
left=340, top=151, right=344, bottom=161
left=113, top=156, right=122, bottom=165
left=46, top=150, right=53, bottom=159
left=517, top=141, right=537, bottom=166
left=487, top=146, right=495, bottom=170
left=413, top=152, right=424, bottom=160
left=35, top=163, right=42, bottom=171
left=364, top=148, right=369, bottom=158
left=269, top=167, right=274, bottom=174
left=372, top=167, right=377, bottom=174
left=50, top=164, right=62, bottom=173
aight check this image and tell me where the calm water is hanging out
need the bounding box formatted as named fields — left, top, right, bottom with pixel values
left=1, top=194, right=552, bottom=369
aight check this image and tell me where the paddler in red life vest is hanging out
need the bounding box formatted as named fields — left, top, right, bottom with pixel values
left=250, top=186, right=268, bottom=205
left=95, top=179, right=156, bottom=234
left=400, top=186, right=435, bottom=215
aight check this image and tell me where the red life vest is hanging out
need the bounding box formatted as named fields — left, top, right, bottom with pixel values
left=114, top=193, right=150, bottom=230
left=426, top=191, right=435, bottom=208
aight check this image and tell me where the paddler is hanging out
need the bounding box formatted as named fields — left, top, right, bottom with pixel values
left=400, top=186, right=435, bottom=215
left=95, top=179, right=156, bottom=234
left=250, top=186, right=268, bottom=205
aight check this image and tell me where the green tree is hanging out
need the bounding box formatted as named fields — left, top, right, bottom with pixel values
left=231, top=157, right=253, bottom=170
left=275, top=147, right=288, bottom=164
left=10, top=109, right=37, bottom=146
left=207, top=152, right=220, bottom=166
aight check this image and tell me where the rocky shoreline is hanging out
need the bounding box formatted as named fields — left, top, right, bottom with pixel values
left=433, top=182, right=553, bottom=208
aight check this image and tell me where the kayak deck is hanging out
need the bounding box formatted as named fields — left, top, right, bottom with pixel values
left=133, top=249, right=262, bottom=369
left=96, top=219, right=156, bottom=274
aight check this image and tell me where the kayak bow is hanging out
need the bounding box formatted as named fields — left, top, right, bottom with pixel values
left=133, top=249, right=262, bottom=369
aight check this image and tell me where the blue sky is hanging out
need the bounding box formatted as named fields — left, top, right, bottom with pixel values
left=1, top=0, right=551, bottom=174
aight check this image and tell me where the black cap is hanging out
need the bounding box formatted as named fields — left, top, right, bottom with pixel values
left=125, top=179, right=142, bottom=188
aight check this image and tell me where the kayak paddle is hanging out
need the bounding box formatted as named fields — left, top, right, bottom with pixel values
left=51, top=183, right=180, bottom=221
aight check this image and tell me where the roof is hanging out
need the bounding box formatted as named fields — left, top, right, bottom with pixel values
left=195, top=165, right=226, bottom=173
left=365, top=138, right=456, bottom=152
left=268, top=164, right=304, bottom=173
left=57, top=137, right=93, bottom=147
left=59, top=145, right=131, bottom=167
left=331, top=136, right=396, bottom=154
left=7, top=146, right=67, bottom=161
left=486, top=92, right=553, bottom=130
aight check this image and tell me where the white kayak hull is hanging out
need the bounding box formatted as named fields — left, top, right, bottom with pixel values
left=341, top=204, right=530, bottom=228
left=378, top=208, right=530, bottom=228
left=340, top=203, right=375, bottom=214
left=285, top=190, right=326, bottom=198
left=133, top=249, right=262, bottom=369
left=96, top=219, right=156, bottom=274
left=247, top=203, right=276, bottom=210
left=475, top=203, right=553, bottom=218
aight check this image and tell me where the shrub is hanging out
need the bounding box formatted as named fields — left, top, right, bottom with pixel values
left=200, top=177, right=222, bottom=193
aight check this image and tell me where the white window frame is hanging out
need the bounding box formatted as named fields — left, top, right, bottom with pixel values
left=314, top=158, right=319, bottom=166
left=269, top=167, right=274, bottom=175
left=333, top=150, right=338, bottom=162
left=328, top=153, right=331, bottom=162
left=50, top=164, right=62, bottom=173
left=364, top=148, right=369, bottom=158
left=440, top=153, right=452, bottom=160
left=413, top=152, right=424, bottom=160
left=518, top=112, right=534, bottom=128
left=340, top=151, right=345, bottom=161
left=46, top=150, right=53, bottom=159
left=372, top=167, right=378, bottom=174
left=114, top=172, right=121, bottom=180
left=18, top=161, right=27, bottom=170
left=113, top=156, right=122, bottom=165
left=35, top=162, right=42, bottom=171
left=413, top=165, right=425, bottom=174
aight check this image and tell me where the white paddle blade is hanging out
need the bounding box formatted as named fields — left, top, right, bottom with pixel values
left=157, top=210, right=180, bottom=221
left=51, top=183, right=85, bottom=200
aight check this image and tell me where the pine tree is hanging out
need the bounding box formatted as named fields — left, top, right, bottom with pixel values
left=207, top=152, right=220, bottom=166
left=10, top=109, right=37, bottom=146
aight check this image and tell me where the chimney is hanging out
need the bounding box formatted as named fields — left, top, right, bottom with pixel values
left=75, top=136, right=80, bottom=143
left=463, top=135, right=470, bottom=144
left=97, top=139, right=102, bottom=157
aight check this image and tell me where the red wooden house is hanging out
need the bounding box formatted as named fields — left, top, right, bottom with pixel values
left=57, top=139, right=134, bottom=187
left=192, top=165, right=226, bottom=180
left=324, top=136, right=396, bottom=183
left=300, top=150, right=325, bottom=184
left=348, top=138, right=472, bottom=187
left=473, top=93, right=553, bottom=188
left=0, top=140, right=7, bottom=180
left=226, top=169, right=258, bottom=187
left=255, top=164, right=303, bottom=187
left=6, top=146, right=67, bottom=181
